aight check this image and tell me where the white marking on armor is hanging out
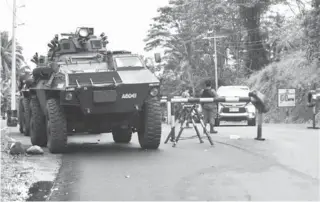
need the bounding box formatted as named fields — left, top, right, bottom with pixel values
left=57, top=83, right=64, bottom=89
left=122, top=93, right=137, bottom=99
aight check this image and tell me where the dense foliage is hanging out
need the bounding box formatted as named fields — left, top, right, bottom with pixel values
left=302, top=0, right=320, bottom=61
left=1, top=31, right=29, bottom=111
left=144, top=0, right=318, bottom=96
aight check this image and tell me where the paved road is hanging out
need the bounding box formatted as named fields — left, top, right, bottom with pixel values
left=46, top=123, right=319, bottom=201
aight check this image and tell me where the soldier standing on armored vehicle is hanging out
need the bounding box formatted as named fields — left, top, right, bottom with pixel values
left=26, top=27, right=162, bottom=154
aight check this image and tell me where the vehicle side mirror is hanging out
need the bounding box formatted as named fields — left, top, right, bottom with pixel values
left=154, top=53, right=161, bottom=63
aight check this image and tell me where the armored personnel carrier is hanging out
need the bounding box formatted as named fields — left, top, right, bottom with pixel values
left=18, top=53, right=46, bottom=136
left=27, top=27, right=162, bottom=153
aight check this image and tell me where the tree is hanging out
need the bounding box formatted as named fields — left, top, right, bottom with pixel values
left=144, top=0, right=309, bottom=95
left=1, top=31, right=29, bottom=113
left=302, top=0, right=320, bottom=61
left=144, top=0, right=241, bottom=93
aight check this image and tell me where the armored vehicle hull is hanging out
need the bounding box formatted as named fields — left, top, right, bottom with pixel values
left=27, top=28, right=162, bottom=154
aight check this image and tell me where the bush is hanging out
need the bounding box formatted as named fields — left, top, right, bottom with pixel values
left=244, top=51, right=320, bottom=124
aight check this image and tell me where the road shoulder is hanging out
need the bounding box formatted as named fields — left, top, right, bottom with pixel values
left=1, top=126, right=62, bottom=201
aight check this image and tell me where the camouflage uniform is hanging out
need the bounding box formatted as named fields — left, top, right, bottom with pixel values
left=200, top=87, right=218, bottom=133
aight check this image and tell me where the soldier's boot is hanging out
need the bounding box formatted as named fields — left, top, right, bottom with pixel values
left=210, top=124, right=218, bottom=134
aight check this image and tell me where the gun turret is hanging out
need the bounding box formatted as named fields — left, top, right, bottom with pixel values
left=45, top=27, right=109, bottom=60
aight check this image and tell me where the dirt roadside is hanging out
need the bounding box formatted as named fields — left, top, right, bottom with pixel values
left=1, top=124, right=62, bottom=202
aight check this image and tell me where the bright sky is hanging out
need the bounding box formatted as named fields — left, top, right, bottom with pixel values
left=0, top=0, right=169, bottom=68
left=0, top=0, right=311, bottom=69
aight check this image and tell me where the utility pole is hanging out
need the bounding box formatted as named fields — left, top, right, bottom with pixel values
left=11, top=0, right=17, bottom=112
left=213, top=37, right=218, bottom=90
left=0, top=31, right=2, bottom=85
left=7, top=0, right=22, bottom=126
left=203, top=35, right=227, bottom=91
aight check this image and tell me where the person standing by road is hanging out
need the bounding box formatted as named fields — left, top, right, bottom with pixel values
left=200, top=80, right=218, bottom=134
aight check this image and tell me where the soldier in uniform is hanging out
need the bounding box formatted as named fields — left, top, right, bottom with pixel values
left=200, top=80, right=218, bottom=134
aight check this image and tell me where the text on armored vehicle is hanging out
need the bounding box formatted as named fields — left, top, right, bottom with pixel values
left=122, top=93, right=137, bottom=99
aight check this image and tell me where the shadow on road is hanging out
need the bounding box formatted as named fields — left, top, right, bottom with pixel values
left=65, top=142, right=163, bottom=155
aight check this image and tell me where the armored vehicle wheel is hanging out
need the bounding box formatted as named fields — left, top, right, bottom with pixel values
left=22, top=98, right=31, bottom=136
left=19, top=98, right=24, bottom=134
left=46, top=98, right=67, bottom=154
left=112, top=127, right=132, bottom=143
left=138, top=97, right=161, bottom=149
left=30, top=97, right=47, bottom=146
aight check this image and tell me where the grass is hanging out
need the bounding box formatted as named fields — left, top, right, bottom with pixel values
left=244, top=51, right=320, bottom=124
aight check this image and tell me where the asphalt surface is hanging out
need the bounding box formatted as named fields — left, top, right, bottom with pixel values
left=46, top=122, right=320, bottom=201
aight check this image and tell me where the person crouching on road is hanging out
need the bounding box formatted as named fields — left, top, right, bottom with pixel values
left=200, top=80, right=218, bottom=134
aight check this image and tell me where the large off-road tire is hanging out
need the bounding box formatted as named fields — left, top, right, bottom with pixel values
left=46, top=98, right=67, bottom=154
left=19, top=98, right=24, bottom=133
left=112, top=127, right=132, bottom=143
left=22, top=98, right=31, bottom=136
left=138, top=97, right=162, bottom=149
left=30, top=97, right=47, bottom=146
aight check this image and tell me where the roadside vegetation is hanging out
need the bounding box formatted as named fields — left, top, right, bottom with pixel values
left=1, top=31, right=31, bottom=113
left=1, top=32, right=34, bottom=201
left=144, top=0, right=320, bottom=124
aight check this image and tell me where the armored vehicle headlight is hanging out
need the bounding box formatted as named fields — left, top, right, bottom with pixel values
left=150, top=88, right=159, bottom=97
left=65, top=92, right=73, bottom=101
left=79, top=28, right=89, bottom=38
